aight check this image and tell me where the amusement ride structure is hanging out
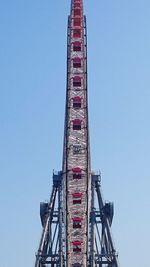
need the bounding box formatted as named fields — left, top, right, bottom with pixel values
left=34, top=1, right=119, bottom=266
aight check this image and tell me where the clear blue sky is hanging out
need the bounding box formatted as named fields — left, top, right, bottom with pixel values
left=0, top=0, right=150, bottom=266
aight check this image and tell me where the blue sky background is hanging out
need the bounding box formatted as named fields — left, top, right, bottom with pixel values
left=0, top=0, right=150, bottom=266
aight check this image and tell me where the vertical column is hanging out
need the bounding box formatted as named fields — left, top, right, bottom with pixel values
left=63, top=1, right=91, bottom=266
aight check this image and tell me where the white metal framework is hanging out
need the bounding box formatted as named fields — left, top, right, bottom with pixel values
left=34, top=1, right=120, bottom=267
left=63, top=1, right=90, bottom=266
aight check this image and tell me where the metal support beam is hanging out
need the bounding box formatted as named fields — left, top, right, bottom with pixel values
left=34, top=172, right=64, bottom=267
left=91, top=174, right=119, bottom=267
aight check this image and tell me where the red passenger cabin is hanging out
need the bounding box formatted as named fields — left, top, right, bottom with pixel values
left=72, top=217, right=82, bottom=228
left=74, top=8, right=81, bottom=17
left=74, top=3, right=81, bottom=8
left=72, top=192, right=82, bottom=204
left=73, top=18, right=81, bottom=27
left=73, top=41, right=81, bottom=51
left=72, top=241, right=82, bottom=252
left=72, top=119, right=82, bottom=130
left=72, top=96, right=81, bottom=108
left=72, top=167, right=82, bottom=179
left=74, top=0, right=81, bottom=8
left=73, top=57, right=81, bottom=68
left=73, top=29, right=81, bottom=38
left=73, top=76, right=81, bottom=87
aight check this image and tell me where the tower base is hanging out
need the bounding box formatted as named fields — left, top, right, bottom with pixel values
left=34, top=173, right=119, bottom=267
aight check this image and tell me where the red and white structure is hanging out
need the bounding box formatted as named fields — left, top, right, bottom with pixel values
left=34, top=1, right=120, bottom=267
left=63, top=0, right=90, bottom=266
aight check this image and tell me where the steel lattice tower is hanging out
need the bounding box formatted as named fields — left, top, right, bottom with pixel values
left=34, top=1, right=120, bottom=267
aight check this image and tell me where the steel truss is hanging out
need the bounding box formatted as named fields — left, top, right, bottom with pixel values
left=34, top=172, right=65, bottom=267
left=90, top=174, right=119, bottom=267
left=34, top=1, right=120, bottom=266
left=34, top=173, right=119, bottom=267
